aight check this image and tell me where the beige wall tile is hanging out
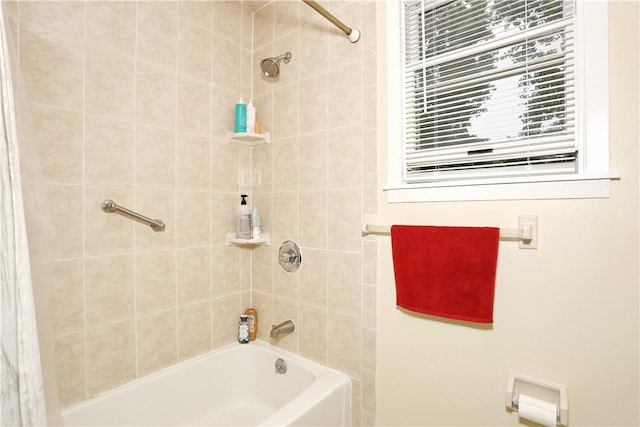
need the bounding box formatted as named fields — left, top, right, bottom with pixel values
left=298, top=305, right=327, bottom=364
left=178, top=301, right=212, bottom=360
left=136, top=2, right=177, bottom=69
left=363, top=128, right=377, bottom=175
left=211, top=245, right=241, bottom=297
left=327, top=188, right=362, bottom=251
left=298, top=248, right=328, bottom=308
left=253, top=2, right=274, bottom=50
left=363, top=172, right=377, bottom=215
left=47, top=259, right=84, bottom=336
left=135, top=250, right=176, bottom=315
left=47, top=184, right=83, bottom=259
left=362, top=368, right=376, bottom=414
left=176, top=191, right=210, bottom=248
left=363, top=239, right=377, bottom=285
left=328, top=311, right=362, bottom=377
left=298, top=131, right=328, bottom=190
left=178, top=18, right=212, bottom=82
left=298, top=190, right=328, bottom=248
left=210, top=142, right=240, bottom=192
left=299, top=74, right=328, bottom=134
left=29, top=103, right=83, bottom=184
left=177, top=247, right=211, bottom=306
left=86, top=320, right=136, bottom=397
left=86, top=1, right=136, bottom=55
left=273, top=83, right=299, bottom=139
left=272, top=247, right=298, bottom=300
left=328, top=250, right=362, bottom=314
left=328, top=124, right=363, bottom=189
left=210, top=192, right=237, bottom=245
left=84, top=186, right=134, bottom=256
left=362, top=326, right=376, bottom=372
left=19, top=20, right=83, bottom=110
left=134, top=124, right=176, bottom=188
left=177, top=132, right=210, bottom=191
left=177, top=76, right=211, bottom=136
left=212, top=35, right=242, bottom=93
left=179, top=2, right=213, bottom=30
left=85, top=48, right=135, bottom=121
left=136, top=310, right=177, bottom=376
left=298, top=21, right=329, bottom=78
left=363, top=85, right=377, bottom=130
left=54, top=332, right=85, bottom=407
left=351, top=378, right=363, bottom=427
left=275, top=1, right=300, bottom=39
left=212, top=293, right=241, bottom=347
left=135, top=62, right=177, bottom=129
left=251, top=245, right=273, bottom=294
left=213, top=1, right=242, bottom=45
left=84, top=115, right=134, bottom=187
left=362, top=284, right=376, bottom=329
left=272, top=136, right=298, bottom=192
left=20, top=1, right=84, bottom=36
left=85, top=254, right=134, bottom=328
left=328, top=60, right=364, bottom=128
left=271, top=191, right=298, bottom=243
left=252, top=143, right=273, bottom=193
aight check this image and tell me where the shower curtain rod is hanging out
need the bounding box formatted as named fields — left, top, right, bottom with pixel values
left=302, top=0, right=361, bottom=43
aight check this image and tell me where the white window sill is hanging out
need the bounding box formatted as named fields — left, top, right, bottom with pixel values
left=384, top=172, right=621, bottom=203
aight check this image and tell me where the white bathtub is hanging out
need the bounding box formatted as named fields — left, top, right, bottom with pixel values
left=62, top=340, right=351, bottom=426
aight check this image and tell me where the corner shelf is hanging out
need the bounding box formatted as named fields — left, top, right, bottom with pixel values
left=226, top=233, right=270, bottom=247
left=226, top=132, right=271, bottom=147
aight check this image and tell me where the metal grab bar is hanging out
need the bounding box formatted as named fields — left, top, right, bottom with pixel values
left=302, top=0, right=361, bottom=43
left=101, top=199, right=165, bottom=232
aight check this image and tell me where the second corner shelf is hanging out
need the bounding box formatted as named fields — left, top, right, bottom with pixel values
left=226, top=132, right=271, bottom=147
left=226, top=233, right=270, bottom=247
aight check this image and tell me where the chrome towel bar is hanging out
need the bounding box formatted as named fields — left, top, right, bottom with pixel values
left=101, top=199, right=165, bottom=232
left=362, top=215, right=538, bottom=246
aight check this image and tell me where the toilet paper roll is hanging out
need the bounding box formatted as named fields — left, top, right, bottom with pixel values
left=518, top=394, right=557, bottom=427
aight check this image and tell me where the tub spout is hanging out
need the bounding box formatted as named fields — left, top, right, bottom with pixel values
left=270, top=320, right=295, bottom=338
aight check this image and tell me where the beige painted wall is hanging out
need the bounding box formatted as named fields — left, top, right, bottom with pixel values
left=375, top=1, right=639, bottom=426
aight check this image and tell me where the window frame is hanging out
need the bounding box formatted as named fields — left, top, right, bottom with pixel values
left=385, top=0, right=619, bottom=202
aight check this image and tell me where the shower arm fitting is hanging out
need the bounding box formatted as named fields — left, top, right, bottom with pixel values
left=302, top=0, right=361, bottom=43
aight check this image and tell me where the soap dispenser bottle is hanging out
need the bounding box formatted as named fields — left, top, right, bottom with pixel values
left=236, top=194, right=251, bottom=239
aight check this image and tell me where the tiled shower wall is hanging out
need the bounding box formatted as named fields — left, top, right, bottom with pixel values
left=248, top=2, right=377, bottom=425
left=6, top=0, right=254, bottom=406
left=7, top=0, right=377, bottom=425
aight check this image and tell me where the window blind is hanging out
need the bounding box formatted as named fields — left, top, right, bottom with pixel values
left=403, top=0, right=577, bottom=184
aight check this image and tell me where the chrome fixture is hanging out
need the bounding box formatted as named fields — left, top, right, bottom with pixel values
left=303, top=0, right=361, bottom=43
left=260, top=52, right=292, bottom=79
left=278, top=240, right=302, bottom=272
left=275, top=358, right=287, bottom=374
left=270, top=320, right=295, bottom=339
left=101, top=199, right=165, bottom=232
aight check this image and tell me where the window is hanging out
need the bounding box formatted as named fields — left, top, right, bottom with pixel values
left=386, top=0, right=618, bottom=202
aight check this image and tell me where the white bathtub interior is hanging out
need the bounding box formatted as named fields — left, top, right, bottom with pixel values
left=62, top=340, right=351, bottom=426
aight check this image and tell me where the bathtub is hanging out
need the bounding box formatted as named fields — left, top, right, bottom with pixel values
left=62, top=340, right=351, bottom=426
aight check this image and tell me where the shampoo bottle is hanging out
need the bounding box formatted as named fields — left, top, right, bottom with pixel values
left=246, top=99, right=256, bottom=133
left=244, top=308, right=258, bottom=341
left=235, top=98, right=246, bottom=132
left=236, top=194, right=251, bottom=239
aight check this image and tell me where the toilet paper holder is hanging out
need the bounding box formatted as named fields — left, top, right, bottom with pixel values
left=505, top=371, right=568, bottom=426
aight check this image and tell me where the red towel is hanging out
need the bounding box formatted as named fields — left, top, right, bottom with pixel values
left=390, top=225, right=500, bottom=323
